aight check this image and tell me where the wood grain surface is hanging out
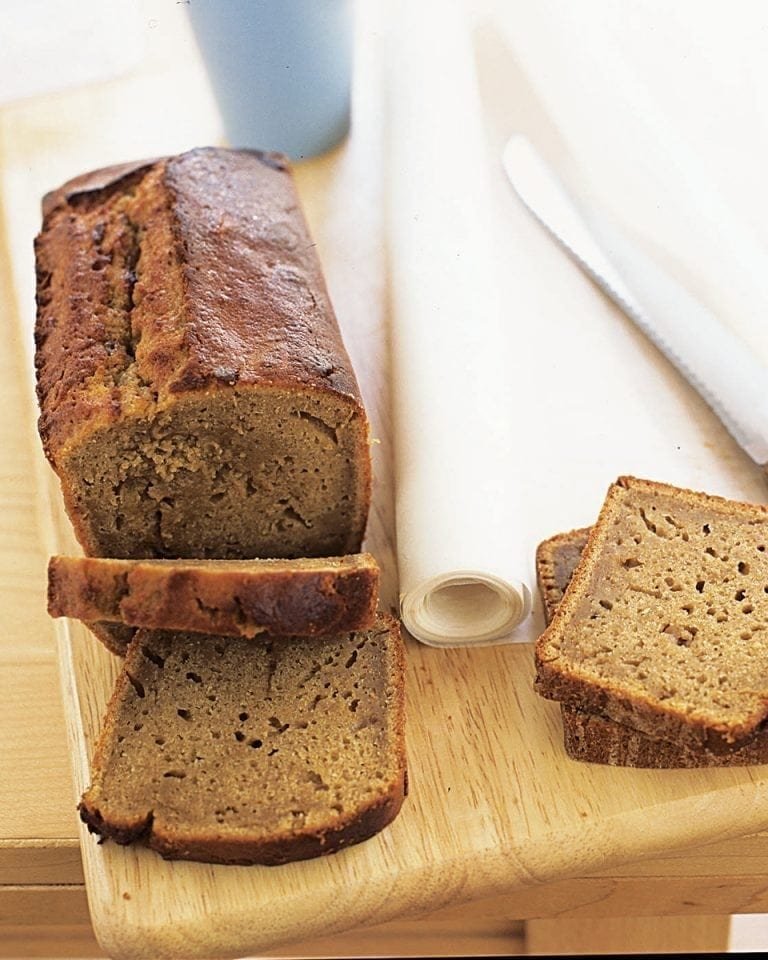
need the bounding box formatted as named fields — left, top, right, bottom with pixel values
left=0, top=191, right=84, bottom=886
left=3, top=2, right=768, bottom=958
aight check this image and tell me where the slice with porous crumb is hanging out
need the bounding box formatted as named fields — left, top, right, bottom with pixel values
left=79, top=614, right=407, bottom=865
left=48, top=553, right=379, bottom=649
left=536, top=527, right=591, bottom=620
left=535, top=476, right=768, bottom=753
left=536, top=526, right=768, bottom=767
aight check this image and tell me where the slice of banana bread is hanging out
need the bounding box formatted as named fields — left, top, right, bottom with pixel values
left=79, top=614, right=407, bottom=865
left=48, top=554, right=379, bottom=647
left=560, top=706, right=768, bottom=766
left=34, top=148, right=371, bottom=561
left=537, top=526, right=768, bottom=767
left=535, top=527, right=591, bottom=618
left=535, top=476, right=768, bottom=753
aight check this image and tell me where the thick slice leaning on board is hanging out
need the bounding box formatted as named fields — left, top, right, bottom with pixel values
left=535, top=476, right=768, bottom=755
left=536, top=527, right=768, bottom=766
left=79, top=614, right=407, bottom=865
left=34, top=147, right=371, bottom=563
left=48, top=553, right=379, bottom=651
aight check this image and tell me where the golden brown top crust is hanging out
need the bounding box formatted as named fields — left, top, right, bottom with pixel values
left=41, top=157, right=160, bottom=219
left=35, top=147, right=364, bottom=464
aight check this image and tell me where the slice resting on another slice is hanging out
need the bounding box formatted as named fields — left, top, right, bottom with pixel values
left=48, top=553, right=379, bottom=650
left=536, top=526, right=768, bottom=767
left=79, top=614, right=407, bottom=866
left=535, top=476, right=768, bottom=754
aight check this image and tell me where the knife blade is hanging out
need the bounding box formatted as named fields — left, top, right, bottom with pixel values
left=502, top=134, right=768, bottom=467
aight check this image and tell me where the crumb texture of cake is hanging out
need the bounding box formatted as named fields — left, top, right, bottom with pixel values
left=537, top=524, right=768, bottom=767
left=536, top=527, right=591, bottom=620
left=535, top=476, right=768, bottom=751
left=48, top=553, right=379, bottom=645
left=34, top=147, right=371, bottom=560
left=79, top=614, right=407, bottom=865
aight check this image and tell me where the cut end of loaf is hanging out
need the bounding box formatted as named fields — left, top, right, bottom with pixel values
left=57, top=388, right=370, bottom=560
left=79, top=615, right=407, bottom=865
left=535, top=476, right=768, bottom=751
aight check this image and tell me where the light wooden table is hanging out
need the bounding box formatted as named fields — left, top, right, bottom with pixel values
left=3, top=2, right=768, bottom=956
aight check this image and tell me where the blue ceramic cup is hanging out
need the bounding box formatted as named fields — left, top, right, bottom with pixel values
left=187, top=0, right=353, bottom=160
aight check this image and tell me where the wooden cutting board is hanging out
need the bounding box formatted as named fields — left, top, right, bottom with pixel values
left=5, top=3, right=768, bottom=958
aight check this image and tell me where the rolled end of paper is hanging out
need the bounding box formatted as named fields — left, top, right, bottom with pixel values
left=400, top=571, right=532, bottom=648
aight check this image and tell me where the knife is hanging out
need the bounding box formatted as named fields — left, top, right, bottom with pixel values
left=502, top=134, right=768, bottom=468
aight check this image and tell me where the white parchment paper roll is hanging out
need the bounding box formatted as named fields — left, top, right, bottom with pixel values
left=386, top=0, right=532, bottom=647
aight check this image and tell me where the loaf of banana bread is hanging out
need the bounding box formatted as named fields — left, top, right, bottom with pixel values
left=34, top=148, right=371, bottom=561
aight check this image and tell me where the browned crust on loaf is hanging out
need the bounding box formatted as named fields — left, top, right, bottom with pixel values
left=49, top=554, right=379, bottom=639
left=35, top=147, right=368, bottom=466
left=41, top=157, right=160, bottom=219
left=79, top=614, right=407, bottom=865
left=535, top=476, right=768, bottom=753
